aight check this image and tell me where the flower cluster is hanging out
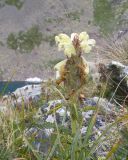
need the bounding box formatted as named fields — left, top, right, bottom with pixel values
left=55, top=32, right=96, bottom=58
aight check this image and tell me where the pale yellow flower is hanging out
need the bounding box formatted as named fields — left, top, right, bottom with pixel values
left=59, top=33, right=71, bottom=42
left=79, top=32, right=89, bottom=41
left=79, top=32, right=96, bottom=53
left=81, top=56, right=89, bottom=74
left=55, top=31, right=96, bottom=57
left=54, top=59, right=67, bottom=71
left=80, top=41, right=92, bottom=53
left=55, top=33, right=76, bottom=57
left=58, top=43, right=64, bottom=51
left=55, top=34, right=71, bottom=44
left=71, top=33, right=79, bottom=41
left=55, top=36, right=60, bottom=44
left=54, top=59, right=67, bottom=79
left=64, top=44, right=76, bottom=57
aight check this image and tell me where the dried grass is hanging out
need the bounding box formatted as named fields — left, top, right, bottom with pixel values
left=101, top=37, right=128, bottom=65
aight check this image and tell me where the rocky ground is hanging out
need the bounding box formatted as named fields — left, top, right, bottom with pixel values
left=0, top=0, right=127, bottom=80
left=0, top=60, right=127, bottom=158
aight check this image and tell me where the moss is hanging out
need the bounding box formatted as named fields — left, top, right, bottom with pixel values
left=93, top=0, right=128, bottom=35
left=5, top=0, right=24, bottom=9
left=93, top=0, right=115, bottom=35
left=0, top=40, right=4, bottom=47
left=42, top=34, right=56, bottom=46
left=7, top=26, right=42, bottom=53
left=7, top=33, right=18, bottom=50
left=0, top=69, right=3, bottom=80
left=65, top=10, right=84, bottom=21
left=0, top=0, right=24, bottom=10
left=44, top=17, right=63, bottom=24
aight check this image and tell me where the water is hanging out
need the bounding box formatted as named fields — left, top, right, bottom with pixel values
left=93, top=0, right=128, bottom=35
left=0, top=81, right=40, bottom=95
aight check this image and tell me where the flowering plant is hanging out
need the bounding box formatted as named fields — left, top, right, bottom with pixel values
left=54, top=32, right=96, bottom=134
left=55, top=32, right=96, bottom=58
left=54, top=32, right=96, bottom=82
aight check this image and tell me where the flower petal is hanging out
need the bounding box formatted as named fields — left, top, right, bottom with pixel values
left=58, top=33, right=71, bottom=43
left=55, top=71, right=60, bottom=79
left=71, top=33, right=79, bottom=41
left=81, top=56, right=89, bottom=74
left=54, top=59, right=67, bottom=71
left=87, top=39, right=96, bottom=46
left=58, top=43, right=64, bottom=51
left=55, top=32, right=95, bottom=56
left=79, top=32, right=89, bottom=42
left=64, top=44, right=76, bottom=57
left=80, top=41, right=92, bottom=53
left=55, top=36, right=60, bottom=44
left=84, top=45, right=92, bottom=53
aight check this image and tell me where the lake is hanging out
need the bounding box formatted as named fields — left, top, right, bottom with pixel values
left=0, top=81, right=41, bottom=95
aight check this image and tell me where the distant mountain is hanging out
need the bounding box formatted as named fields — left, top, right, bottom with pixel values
left=0, top=0, right=127, bottom=80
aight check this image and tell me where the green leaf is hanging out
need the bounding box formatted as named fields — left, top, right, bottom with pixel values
left=71, top=129, right=80, bottom=160
left=105, top=140, right=121, bottom=160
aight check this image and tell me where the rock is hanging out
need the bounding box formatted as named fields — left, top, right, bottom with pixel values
left=98, top=61, right=128, bottom=105
left=82, top=97, right=115, bottom=114
left=92, top=97, right=115, bottom=113
left=95, top=116, right=106, bottom=129
left=13, top=84, right=41, bottom=97
left=24, top=98, right=119, bottom=157
left=80, top=126, right=87, bottom=134
left=111, top=61, right=125, bottom=68
left=83, top=98, right=97, bottom=106
left=2, top=84, right=42, bottom=107
left=88, top=61, right=100, bottom=83
left=25, top=127, right=51, bottom=153
left=25, top=100, right=70, bottom=153
left=82, top=110, right=94, bottom=119
left=46, top=115, right=55, bottom=123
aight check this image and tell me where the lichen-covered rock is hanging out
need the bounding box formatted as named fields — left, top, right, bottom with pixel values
left=98, top=61, right=128, bottom=105
left=2, top=84, right=42, bottom=107
left=25, top=98, right=118, bottom=155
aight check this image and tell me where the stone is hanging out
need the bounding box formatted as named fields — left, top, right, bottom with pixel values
left=98, top=61, right=128, bottom=105
left=2, top=84, right=42, bottom=107
left=92, top=97, right=115, bottom=113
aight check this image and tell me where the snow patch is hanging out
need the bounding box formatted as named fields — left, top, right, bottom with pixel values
left=25, top=77, right=42, bottom=83
left=111, top=61, right=125, bottom=68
